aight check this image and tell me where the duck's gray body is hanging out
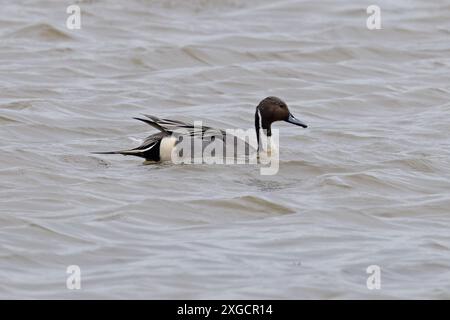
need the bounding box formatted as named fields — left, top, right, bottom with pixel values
left=96, top=115, right=253, bottom=162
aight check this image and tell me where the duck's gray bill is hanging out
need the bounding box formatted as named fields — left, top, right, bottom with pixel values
left=286, top=113, right=308, bottom=128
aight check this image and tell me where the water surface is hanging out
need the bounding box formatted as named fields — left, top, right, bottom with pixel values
left=1, top=0, right=450, bottom=299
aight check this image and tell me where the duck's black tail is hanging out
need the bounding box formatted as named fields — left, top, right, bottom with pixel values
left=91, top=116, right=165, bottom=160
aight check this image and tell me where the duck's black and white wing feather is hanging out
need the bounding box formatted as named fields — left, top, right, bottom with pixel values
left=142, top=114, right=226, bottom=139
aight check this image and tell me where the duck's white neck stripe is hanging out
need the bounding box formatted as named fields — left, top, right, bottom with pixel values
left=257, top=109, right=263, bottom=130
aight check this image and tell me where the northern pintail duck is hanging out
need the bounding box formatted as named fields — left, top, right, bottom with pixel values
left=95, top=96, right=307, bottom=162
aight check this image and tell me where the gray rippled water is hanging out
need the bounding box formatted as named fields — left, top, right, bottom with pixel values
left=1, top=0, right=450, bottom=299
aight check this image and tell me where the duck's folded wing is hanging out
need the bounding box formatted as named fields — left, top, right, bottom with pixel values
left=142, top=114, right=226, bottom=139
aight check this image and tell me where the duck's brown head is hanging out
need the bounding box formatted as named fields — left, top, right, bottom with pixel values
left=255, top=96, right=307, bottom=136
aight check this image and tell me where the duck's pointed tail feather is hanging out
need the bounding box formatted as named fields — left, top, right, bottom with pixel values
left=91, top=149, right=145, bottom=156
left=92, top=138, right=160, bottom=158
